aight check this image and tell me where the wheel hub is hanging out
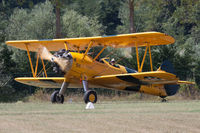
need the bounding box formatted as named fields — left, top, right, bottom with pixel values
left=89, top=94, right=95, bottom=102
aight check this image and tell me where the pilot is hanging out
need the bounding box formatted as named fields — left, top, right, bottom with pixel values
left=110, top=58, right=116, bottom=66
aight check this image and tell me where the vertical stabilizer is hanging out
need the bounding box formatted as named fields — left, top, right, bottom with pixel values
left=161, top=60, right=176, bottom=75
left=160, top=60, right=180, bottom=96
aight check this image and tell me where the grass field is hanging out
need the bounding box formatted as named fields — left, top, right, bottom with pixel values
left=0, top=100, right=200, bottom=133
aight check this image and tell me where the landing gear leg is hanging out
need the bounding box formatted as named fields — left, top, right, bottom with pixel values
left=51, top=82, right=68, bottom=104
left=82, top=80, right=97, bottom=104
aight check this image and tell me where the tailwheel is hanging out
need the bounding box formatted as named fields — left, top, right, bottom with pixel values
left=160, top=96, right=167, bottom=103
left=84, top=90, right=97, bottom=104
left=161, top=98, right=167, bottom=102
left=51, top=90, right=64, bottom=104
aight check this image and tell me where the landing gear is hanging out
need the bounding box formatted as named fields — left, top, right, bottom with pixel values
left=51, top=81, right=68, bottom=104
left=84, top=90, right=97, bottom=104
left=51, top=90, right=64, bottom=104
left=160, top=96, right=167, bottom=102
left=161, top=98, right=167, bottom=102
left=82, top=80, right=97, bottom=104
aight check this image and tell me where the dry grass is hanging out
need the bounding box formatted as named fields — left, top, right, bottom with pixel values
left=0, top=100, right=200, bottom=133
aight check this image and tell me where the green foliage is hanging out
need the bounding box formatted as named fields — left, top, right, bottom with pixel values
left=6, top=1, right=55, bottom=73
left=62, top=9, right=103, bottom=37
left=0, top=44, right=15, bottom=74
left=0, top=78, right=15, bottom=102
left=63, top=0, right=122, bottom=35
left=0, top=15, right=7, bottom=42
left=98, top=0, right=122, bottom=35
left=6, top=1, right=55, bottom=40
left=195, top=60, right=200, bottom=88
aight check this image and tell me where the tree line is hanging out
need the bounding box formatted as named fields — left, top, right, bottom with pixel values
left=0, top=0, right=199, bottom=102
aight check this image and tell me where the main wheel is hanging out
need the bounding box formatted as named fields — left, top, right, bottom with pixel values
left=84, top=90, right=97, bottom=104
left=51, top=90, right=64, bottom=104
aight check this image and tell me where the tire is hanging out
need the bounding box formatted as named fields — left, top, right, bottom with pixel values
left=84, top=90, right=97, bottom=104
left=161, top=98, right=167, bottom=102
left=51, top=90, right=64, bottom=104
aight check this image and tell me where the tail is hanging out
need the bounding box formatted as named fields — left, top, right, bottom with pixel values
left=160, top=60, right=180, bottom=96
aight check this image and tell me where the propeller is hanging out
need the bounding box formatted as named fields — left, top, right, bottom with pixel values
left=38, top=46, right=72, bottom=73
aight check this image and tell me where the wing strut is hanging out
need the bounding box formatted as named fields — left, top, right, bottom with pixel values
left=34, top=54, right=39, bottom=76
left=82, top=41, right=93, bottom=60
left=25, top=44, right=48, bottom=78
left=41, top=56, right=47, bottom=77
left=135, top=44, right=140, bottom=72
left=148, top=44, right=153, bottom=71
left=93, top=46, right=107, bottom=61
left=25, top=44, right=36, bottom=77
left=64, top=42, right=69, bottom=50
left=140, top=46, right=148, bottom=71
left=135, top=43, right=154, bottom=72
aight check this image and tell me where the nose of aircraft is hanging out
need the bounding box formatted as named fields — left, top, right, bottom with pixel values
left=52, top=49, right=73, bottom=74
left=38, top=46, right=73, bottom=74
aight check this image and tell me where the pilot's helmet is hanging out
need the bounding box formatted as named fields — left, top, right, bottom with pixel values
left=111, top=58, right=115, bottom=62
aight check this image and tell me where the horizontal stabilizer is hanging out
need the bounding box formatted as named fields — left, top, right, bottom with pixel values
left=178, top=80, right=195, bottom=84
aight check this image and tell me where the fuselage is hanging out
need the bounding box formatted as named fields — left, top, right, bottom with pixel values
left=63, top=52, right=168, bottom=97
left=68, top=52, right=130, bottom=77
left=64, top=52, right=132, bottom=87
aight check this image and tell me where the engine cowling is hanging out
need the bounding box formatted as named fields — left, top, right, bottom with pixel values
left=52, top=49, right=73, bottom=74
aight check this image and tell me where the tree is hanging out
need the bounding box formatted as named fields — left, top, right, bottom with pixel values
left=62, top=9, right=103, bottom=37
left=129, top=0, right=135, bottom=33
left=98, top=0, right=122, bottom=35
left=6, top=1, right=56, bottom=73
left=0, top=44, right=15, bottom=74
left=0, top=43, right=17, bottom=102
left=117, top=0, right=149, bottom=33
left=64, top=0, right=121, bottom=35
left=55, top=0, right=61, bottom=38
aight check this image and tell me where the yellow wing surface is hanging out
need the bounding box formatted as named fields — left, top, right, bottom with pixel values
left=15, top=71, right=194, bottom=90
left=15, top=77, right=65, bottom=88
left=6, top=32, right=175, bottom=52
left=15, top=71, right=178, bottom=89
left=15, top=77, right=85, bottom=88
left=92, top=71, right=179, bottom=87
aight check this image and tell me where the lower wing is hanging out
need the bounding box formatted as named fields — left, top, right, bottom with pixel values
left=15, top=77, right=65, bottom=88
left=15, top=77, right=84, bottom=88
left=92, top=71, right=180, bottom=88
left=90, top=71, right=195, bottom=96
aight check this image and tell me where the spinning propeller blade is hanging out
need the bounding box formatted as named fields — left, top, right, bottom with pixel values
left=38, top=46, right=71, bottom=72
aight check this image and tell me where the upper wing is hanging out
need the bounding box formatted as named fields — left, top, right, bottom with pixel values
left=91, top=71, right=179, bottom=89
left=6, top=32, right=175, bottom=52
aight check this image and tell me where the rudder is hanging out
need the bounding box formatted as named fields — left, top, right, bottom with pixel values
left=160, top=60, right=180, bottom=96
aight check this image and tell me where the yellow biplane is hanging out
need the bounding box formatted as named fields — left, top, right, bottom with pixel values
left=6, top=32, right=193, bottom=103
